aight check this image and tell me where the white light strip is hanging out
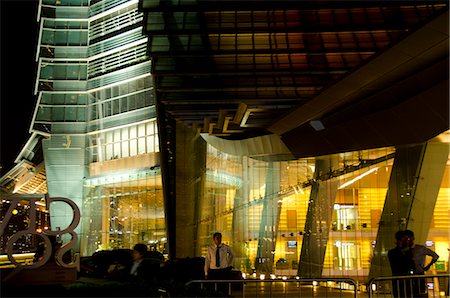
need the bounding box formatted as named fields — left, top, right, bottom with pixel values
left=89, top=38, right=148, bottom=61
left=85, top=118, right=157, bottom=135
left=89, top=0, right=139, bottom=22
left=338, top=167, right=378, bottom=189
left=87, top=73, right=151, bottom=93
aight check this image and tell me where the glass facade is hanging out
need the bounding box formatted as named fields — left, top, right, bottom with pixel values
left=31, top=0, right=165, bottom=254
left=81, top=164, right=164, bottom=256
left=195, top=143, right=449, bottom=282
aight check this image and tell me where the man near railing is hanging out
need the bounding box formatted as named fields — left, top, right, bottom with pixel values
left=204, top=232, right=235, bottom=280
left=388, top=230, right=416, bottom=298
left=404, top=229, right=439, bottom=297
left=204, top=232, right=235, bottom=295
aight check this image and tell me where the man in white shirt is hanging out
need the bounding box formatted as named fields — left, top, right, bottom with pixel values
left=204, top=232, right=235, bottom=280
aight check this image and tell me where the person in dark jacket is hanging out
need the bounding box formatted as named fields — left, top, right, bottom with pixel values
left=128, top=243, right=163, bottom=282
left=388, top=230, right=416, bottom=298
left=129, top=244, right=149, bottom=278
left=404, top=229, right=439, bottom=297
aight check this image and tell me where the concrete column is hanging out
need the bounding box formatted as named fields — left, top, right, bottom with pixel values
left=175, top=123, right=206, bottom=257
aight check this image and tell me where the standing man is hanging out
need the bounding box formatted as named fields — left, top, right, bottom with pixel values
left=388, top=230, right=416, bottom=298
left=403, top=229, right=439, bottom=297
left=204, top=232, right=235, bottom=280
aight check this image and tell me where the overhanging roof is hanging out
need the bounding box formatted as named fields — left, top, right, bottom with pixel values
left=140, top=0, right=449, bottom=158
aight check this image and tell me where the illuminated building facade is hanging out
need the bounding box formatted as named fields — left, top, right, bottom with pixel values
left=29, top=0, right=165, bottom=256
left=195, top=142, right=450, bottom=281
left=0, top=0, right=449, bottom=284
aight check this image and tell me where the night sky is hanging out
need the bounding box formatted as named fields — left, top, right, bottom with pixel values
left=1, top=0, right=39, bottom=175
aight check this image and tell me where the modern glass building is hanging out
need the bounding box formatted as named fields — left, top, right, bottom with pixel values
left=0, top=0, right=448, bottom=284
left=30, top=0, right=165, bottom=256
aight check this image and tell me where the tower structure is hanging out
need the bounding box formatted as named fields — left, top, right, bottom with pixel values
left=31, top=0, right=165, bottom=255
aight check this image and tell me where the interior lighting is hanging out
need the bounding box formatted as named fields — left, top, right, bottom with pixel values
left=282, top=276, right=287, bottom=280
left=270, top=274, right=276, bottom=279
left=35, top=201, right=45, bottom=207
left=252, top=273, right=257, bottom=278
left=242, top=273, right=246, bottom=279
left=259, top=274, right=265, bottom=280
left=310, top=120, right=325, bottom=131
left=338, top=167, right=378, bottom=189
left=312, top=281, right=318, bottom=286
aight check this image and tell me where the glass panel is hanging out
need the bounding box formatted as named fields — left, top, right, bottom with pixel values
left=41, top=30, right=55, bottom=44
left=54, top=31, right=68, bottom=45
left=146, top=135, right=154, bottom=152
left=137, top=137, right=145, bottom=155
left=37, top=107, right=51, bottom=121
left=65, top=107, right=77, bottom=121
left=121, top=141, right=129, bottom=157
left=81, top=168, right=166, bottom=256
left=129, top=139, right=137, bottom=156
left=52, top=107, right=64, bottom=121
left=77, top=107, right=85, bottom=121
left=105, top=144, right=113, bottom=160
left=67, top=64, right=80, bottom=79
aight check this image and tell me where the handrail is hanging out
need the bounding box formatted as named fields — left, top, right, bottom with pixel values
left=368, top=273, right=450, bottom=298
left=186, top=277, right=359, bottom=298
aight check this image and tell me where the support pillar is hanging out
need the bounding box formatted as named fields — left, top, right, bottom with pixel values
left=255, top=162, right=281, bottom=274
left=232, top=157, right=251, bottom=272
left=298, top=159, right=339, bottom=278
left=407, top=142, right=448, bottom=243
left=369, top=142, right=448, bottom=278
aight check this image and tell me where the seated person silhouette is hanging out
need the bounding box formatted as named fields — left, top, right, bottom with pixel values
left=128, top=243, right=161, bottom=282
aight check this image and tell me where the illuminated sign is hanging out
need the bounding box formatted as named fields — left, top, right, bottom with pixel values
left=0, top=196, right=80, bottom=270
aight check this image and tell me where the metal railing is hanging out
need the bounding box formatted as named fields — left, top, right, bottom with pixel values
left=186, top=277, right=358, bottom=298
left=368, top=274, right=450, bottom=298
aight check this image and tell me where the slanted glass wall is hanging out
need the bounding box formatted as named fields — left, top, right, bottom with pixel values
left=323, top=157, right=392, bottom=281
left=199, top=144, right=450, bottom=281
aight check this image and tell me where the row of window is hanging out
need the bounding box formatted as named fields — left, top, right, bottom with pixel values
left=87, top=121, right=159, bottom=162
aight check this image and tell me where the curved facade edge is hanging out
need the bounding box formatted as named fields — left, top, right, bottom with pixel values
left=200, top=133, right=295, bottom=160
